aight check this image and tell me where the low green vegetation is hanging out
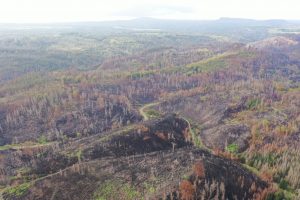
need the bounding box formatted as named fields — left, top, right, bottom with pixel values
left=129, top=70, right=156, bottom=79
left=5, top=183, right=31, bottom=197
left=145, top=109, right=161, bottom=118
left=93, top=181, right=142, bottom=200
left=274, top=175, right=295, bottom=194
left=143, top=183, right=156, bottom=194
left=236, top=50, right=257, bottom=58
left=242, top=164, right=260, bottom=176
left=94, top=181, right=116, bottom=200
left=139, top=102, right=160, bottom=121
left=0, top=144, right=15, bottom=151
left=248, top=153, right=279, bottom=167
left=265, top=190, right=293, bottom=200
left=190, top=127, right=203, bottom=148
left=37, top=135, right=48, bottom=144
left=76, top=149, right=83, bottom=162
left=0, top=140, right=50, bottom=151
left=225, top=143, right=238, bottom=154
left=279, top=179, right=289, bottom=190
left=185, top=53, right=229, bottom=75
left=122, top=184, right=141, bottom=200
left=0, top=143, right=30, bottom=151
left=246, top=98, right=261, bottom=110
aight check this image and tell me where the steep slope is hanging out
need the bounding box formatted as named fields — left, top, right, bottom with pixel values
left=1, top=115, right=268, bottom=200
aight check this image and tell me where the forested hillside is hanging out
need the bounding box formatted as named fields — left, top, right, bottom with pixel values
left=0, top=18, right=299, bottom=200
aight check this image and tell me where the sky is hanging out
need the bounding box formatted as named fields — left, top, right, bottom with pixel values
left=0, top=0, right=299, bottom=23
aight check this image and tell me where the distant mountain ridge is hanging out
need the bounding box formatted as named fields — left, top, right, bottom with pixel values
left=0, top=17, right=295, bottom=29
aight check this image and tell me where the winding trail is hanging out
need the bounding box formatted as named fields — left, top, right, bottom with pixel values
left=181, top=117, right=210, bottom=150
left=139, top=102, right=160, bottom=121
left=0, top=102, right=269, bottom=199
left=138, top=102, right=208, bottom=150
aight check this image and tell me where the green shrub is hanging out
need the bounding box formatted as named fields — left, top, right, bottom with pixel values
left=246, top=98, right=261, bottom=110
left=265, top=190, right=292, bottom=200
left=145, top=109, right=160, bottom=118
left=248, top=153, right=279, bottom=167
left=279, top=179, right=289, bottom=190
left=225, top=143, right=238, bottom=154
left=37, top=135, right=48, bottom=144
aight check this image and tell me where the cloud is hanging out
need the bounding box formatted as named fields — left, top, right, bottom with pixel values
left=113, top=3, right=195, bottom=18
left=0, top=0, right=299, bottom=23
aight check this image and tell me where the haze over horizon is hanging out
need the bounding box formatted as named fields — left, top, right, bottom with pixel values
left=0, top=0, right=300, bottom=23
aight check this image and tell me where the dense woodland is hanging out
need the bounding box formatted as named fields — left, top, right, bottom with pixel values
left=0, top=18, right=300, bottom=199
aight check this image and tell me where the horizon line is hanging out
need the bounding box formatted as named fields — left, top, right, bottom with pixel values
left=0, top=17, right=300, bottom=25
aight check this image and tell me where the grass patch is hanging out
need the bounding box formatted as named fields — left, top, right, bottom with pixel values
left=37, top=135, right=48, bottom=144
left=95, top=124, right=138, bottom=144
left=190, top=127, right=203, bottom=148
left=0, top=141, right=50, bottom=151
left=265, top=189, right=294, bottom=200
left=0, top=143, right=33, bottom=151
left=225, top=143, right=238, bottom=154
left=143, top=183, right=156, bottom=194
left=248, top=153, right=279, bottom=168
left=182, top=118, right=208, bottom=150
left=185, top=53, right=230, bottom=75
left=145, top=109, right=161, bottom=119
left=94, top=180, right=142, bottom=200
left=236, top=51, right=257, bottom=58
left=246, top=98, right=261, bottom=110
left=5, top=182, right=31, bottom=197
left=186, top=59, right=226, bottom=75
left=242, top=164, right=260, bottom=176
left=0, top=144, right=15, bottom=151
left=129, top=70, right=156, bottom=79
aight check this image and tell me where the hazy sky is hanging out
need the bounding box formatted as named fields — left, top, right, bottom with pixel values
left=0, top=0, right=299, bottom=23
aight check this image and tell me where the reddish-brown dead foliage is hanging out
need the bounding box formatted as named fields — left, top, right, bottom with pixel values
left=139, top=125, right=149, bottom=133
left=155, top=132, right=168, bottom=140
left=212, top=148, right=239, bottom=161
left=180, top=180, right=195, bottom=200
left=193, top=161, right=205, bottom=178
left=254, top=185, right=277, bottom=200
left=260, top=171, right=273, bottom=183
